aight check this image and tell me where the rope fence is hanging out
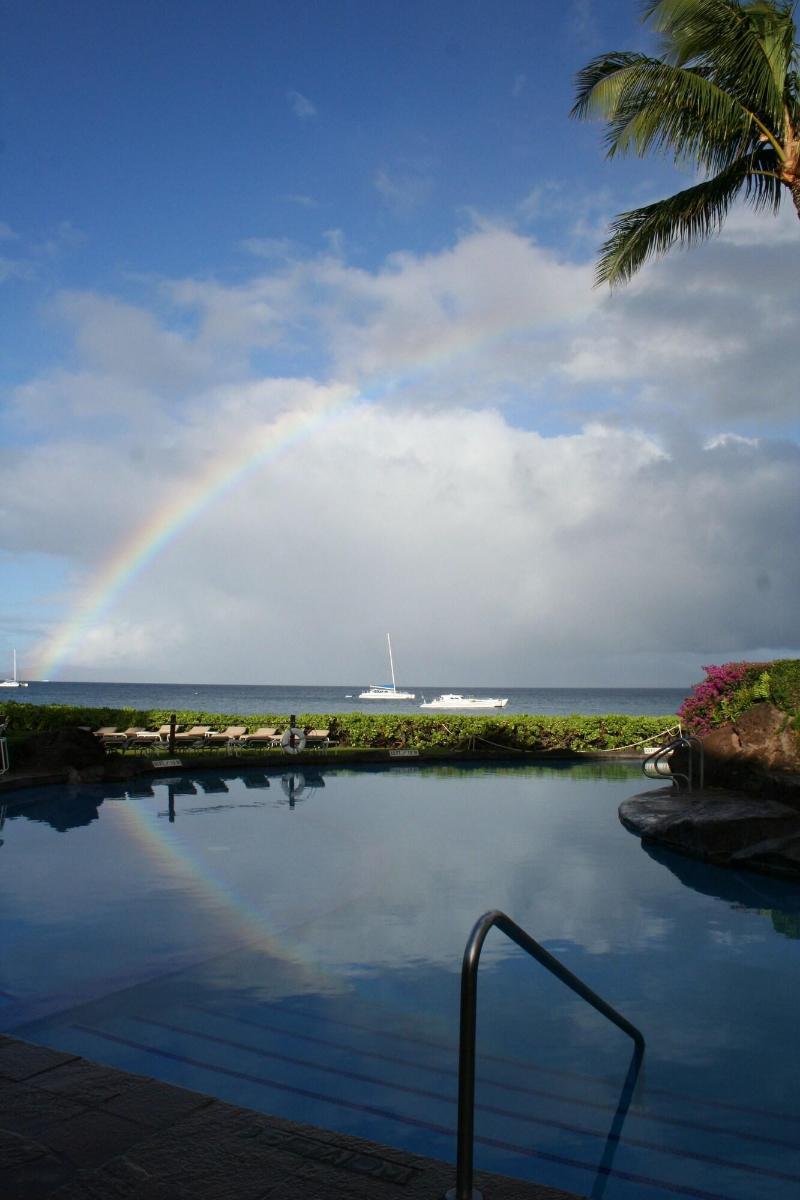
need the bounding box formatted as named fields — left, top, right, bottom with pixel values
left=435, top=721, right=683, bottom=756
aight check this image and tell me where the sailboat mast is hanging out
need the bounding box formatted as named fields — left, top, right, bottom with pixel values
left=387, top=633, right=397, bottom=691
left=12, top=650, right=16, bottom=682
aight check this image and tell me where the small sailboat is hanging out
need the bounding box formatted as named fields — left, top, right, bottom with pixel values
left=359, top=634, right=415, bottom=700
left=0, top=649, right=28, bottom=688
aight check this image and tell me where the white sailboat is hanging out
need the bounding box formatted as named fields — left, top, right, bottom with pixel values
left=0, top=649, right=28, bottom=688
left=359, top=634, right=415, bottom=700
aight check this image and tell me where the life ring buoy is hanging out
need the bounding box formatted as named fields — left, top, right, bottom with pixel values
left=281, top=726, right=306, bottom=753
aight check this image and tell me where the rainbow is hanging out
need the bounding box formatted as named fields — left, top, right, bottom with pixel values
left=110, top=783, right=363, bottom=982
left=30, top=279, right=554, bottom=680
left=32, top=383, right=355, bottom=679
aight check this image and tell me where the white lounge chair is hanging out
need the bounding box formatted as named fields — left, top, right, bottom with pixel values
left=173, top=725, right=212, bottom=745
left=101, top=726, right=147, bottom=747
left=239, top=727, right=281, bottom=747
left=131, top=724, right=178, bottom=746
left=204, top=725, right=247, bottom=745
left=94, top=726, right=122, bottom=739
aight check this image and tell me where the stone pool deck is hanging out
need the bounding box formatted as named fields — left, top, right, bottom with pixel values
left=0, top=1036, right=582, bottom=1200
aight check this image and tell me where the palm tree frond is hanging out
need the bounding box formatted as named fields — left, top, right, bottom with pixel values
left=596, top=160, right=769, bottom=285
left=574, top=2, right=799, bottom=284
left=603, top=60, right=768, bottom=170
left=570, top=52, right=654, bottom=120
left=643, top=0, right=793, bottom=129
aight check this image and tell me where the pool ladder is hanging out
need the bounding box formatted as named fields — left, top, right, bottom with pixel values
left=445, top=910, right=645, bottom=1200
left=642, top=733, right=704, bottom=792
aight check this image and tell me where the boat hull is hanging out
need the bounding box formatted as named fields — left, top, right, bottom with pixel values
left=420, top=694, right=508, bottom=709
left=359, top=689, right=416, bottom=700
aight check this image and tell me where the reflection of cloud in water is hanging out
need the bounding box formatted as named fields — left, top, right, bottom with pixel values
left=267, top=769, right=678, bottom=974
left=4, top=762, right=799, bottom=1146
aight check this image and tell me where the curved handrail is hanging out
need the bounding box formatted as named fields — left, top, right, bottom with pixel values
left=445, top=910, right=645, bottom=1200
left=643, top=733, right=704, bottom=792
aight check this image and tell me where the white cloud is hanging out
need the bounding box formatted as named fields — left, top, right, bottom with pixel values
left=287, top=89, right=317, bottom=119
left=281, top=193, right=319, bottom=208
left=373, top=168, right=433, bottom=217
left=33, top=220, right=86, bottom=259
left=715, top=199, right=799, bottom=247
left=49, top=291, right=220, bottom=393
left=0, top=256, right=34, bottom=283
left=4, top=401, right=798, bottom=682
left=558, top=199, right=800, bottom=426
left=238, top=237, right=297, bottom=261
left=5, top=218, right=798, bottom=683
left=517, top=181, right=564, bottom=223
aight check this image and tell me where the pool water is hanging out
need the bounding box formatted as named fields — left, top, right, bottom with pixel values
left=1, top=762, right=798, bottom=1200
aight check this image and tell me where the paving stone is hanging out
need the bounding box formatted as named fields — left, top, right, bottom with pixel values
left=101, top=1076, right=214, bottom=1128
left=125, top=1136, right=288, bottom=1200
left=36, top=1109, right=149, bottom=1168
left=0, top=1130, right=74, bottom=1199
left=0, top=1128, right=53, bottom=1168
left=31, top=1059, right=125, bottom=1106
left=0, top=1042, right=79, bottom=1082
left=1, top=1037, right=582, bottom=1200
left=0, top=1078, right=88, bottom=1135
left=263, top=1131, right=420, bottom=1186
left=48, top=1156, right=192, bottom=1200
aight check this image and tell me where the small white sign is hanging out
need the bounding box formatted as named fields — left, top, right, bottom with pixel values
left=389, top=748, right=419, bottom=757
left=154, top=758, right=183, bottom=768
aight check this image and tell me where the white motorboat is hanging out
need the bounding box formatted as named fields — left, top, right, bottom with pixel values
left=419, top=693, right=508, bottom=709
left=358, top=634, right=415, bottom=700
left=0, top=650, right=28, bottom=688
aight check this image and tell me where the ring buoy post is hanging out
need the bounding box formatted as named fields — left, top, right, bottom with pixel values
left=281, top=716, right=306, bottom=754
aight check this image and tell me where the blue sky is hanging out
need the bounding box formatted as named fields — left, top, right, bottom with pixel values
left=2, top=0, right=798, bottom=685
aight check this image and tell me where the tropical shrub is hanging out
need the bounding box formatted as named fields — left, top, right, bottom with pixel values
left=677, top=660, right=800, bottom=734
left=769, top=660, right=800, bottom=722
left=0, top=701, right=677, bottom=754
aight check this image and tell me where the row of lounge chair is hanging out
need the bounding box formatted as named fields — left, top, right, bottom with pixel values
left=93, top=725, right=332, bottom=751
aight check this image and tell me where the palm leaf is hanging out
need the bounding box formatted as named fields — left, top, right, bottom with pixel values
left=605, top=60, right=768, bottom=167
left=596, top=151, right=783, bottom=285
left=573, top=52, right=779, bottom=170
left=643, top=0, right=793, bottom=129
left=573, top=1, right=798, bottom=284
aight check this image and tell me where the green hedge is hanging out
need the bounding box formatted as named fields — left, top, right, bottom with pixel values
left=0, top=701, right=678, bottom=753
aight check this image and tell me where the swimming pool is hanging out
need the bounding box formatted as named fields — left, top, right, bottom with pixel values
left=1, top=763, right=798, bottom=1200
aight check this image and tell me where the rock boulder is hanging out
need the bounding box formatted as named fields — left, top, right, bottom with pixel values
left=671, top=703, right=800, bottom=805
left=619, top=788, right=800, bottom=867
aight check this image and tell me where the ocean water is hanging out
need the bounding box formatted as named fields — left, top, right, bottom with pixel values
left=4, top=681, right=687, bottom=718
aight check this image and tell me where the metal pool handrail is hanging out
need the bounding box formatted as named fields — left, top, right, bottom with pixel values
left=445, top=909, right=646, bottom=1200
left=643, top=733, right=704, bottom=791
